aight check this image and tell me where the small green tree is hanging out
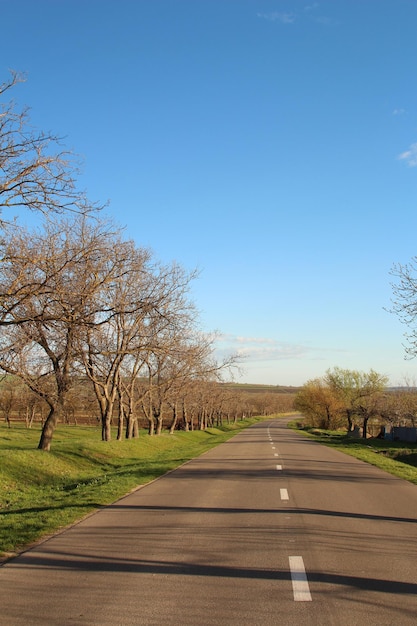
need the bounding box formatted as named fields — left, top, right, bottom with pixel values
left=324, top=367, right=388, bottom=437
left=294, top=377, right=343, bottom=429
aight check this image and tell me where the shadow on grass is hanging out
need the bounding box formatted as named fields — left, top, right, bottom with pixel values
left=0, top=502, right=104, bottom=516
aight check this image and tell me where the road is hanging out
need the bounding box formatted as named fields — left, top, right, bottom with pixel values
left=1, top=417, right=417, bottom=625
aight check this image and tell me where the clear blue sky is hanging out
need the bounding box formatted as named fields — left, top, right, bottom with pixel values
left=1, top=0, right=417, bottom=386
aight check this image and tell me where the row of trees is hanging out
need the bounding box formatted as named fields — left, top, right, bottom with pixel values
left=0, top=71, right=244, bottom=450
left=0, top=216, right=243, bottom=450
left=0, top=376, right=295, bottom=434
left=294, top=367, right=417, bottom=437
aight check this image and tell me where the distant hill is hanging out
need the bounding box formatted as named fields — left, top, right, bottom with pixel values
left=221, top=383, right=300, bottom=394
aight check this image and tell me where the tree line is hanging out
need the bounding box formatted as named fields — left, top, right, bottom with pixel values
left=294, top=367, right=417, bottom=437
left=0, top=214, right=244, bottom=449
left=1, top=72, right=294, bottom=451
left=0, top=375, right=295, bottom=433
left=0, top=72, right=243, bottom=450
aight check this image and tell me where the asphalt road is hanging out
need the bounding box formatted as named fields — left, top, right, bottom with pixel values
left=1, top=417, right=417, bottom=625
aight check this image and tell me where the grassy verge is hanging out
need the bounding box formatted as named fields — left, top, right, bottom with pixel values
left=288, top=420, right=417, bottom=485
left=0, top=416, right=268, bottom=560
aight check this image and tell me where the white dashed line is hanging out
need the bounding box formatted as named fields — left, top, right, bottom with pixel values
left=276, top=464, right=283, bottom=471
left=280, top=488, right=289, bottom=500
left=289, top=556, right=312, bottom=601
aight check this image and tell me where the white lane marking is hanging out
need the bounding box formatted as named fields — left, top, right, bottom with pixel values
left=289, top=556, right=312, bottom=601
left=280, top=488, right=289, bottom=500
left=271, top=446, right=276, bottom=449
left=276, top=464, right=283, bottom=470
left=274, top=453, right=279, bottom=457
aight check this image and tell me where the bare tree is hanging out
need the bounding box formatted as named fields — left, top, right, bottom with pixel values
left=118, top=353, right=149, bottom=439
left=0, top=374, right=16, bottom=427
left=142, top=327, right=240, bottom=435
left=81, top=253, right=198, bottom=441
left=80, top=245, right=158, bottom=441
left=390, top=258, right=417, bottom=359
left=0, top=216, right=124, bottom=450
left=0, top=71, right=97, bottom=224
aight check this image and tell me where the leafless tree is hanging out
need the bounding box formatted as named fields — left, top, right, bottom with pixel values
left=81, top=246, right=154, bottom=441
left=0, top=216, right=125, bottom=450
left=390, top=258, right=417, bottom=360
left=0, top=374, right=16, bottom=427
left=0, top=71, right=97, bottom=224
left=81, top=252, right=199, bottom=441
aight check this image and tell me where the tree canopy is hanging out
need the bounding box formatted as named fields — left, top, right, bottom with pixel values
left=295, top=367, right=388, bottom=437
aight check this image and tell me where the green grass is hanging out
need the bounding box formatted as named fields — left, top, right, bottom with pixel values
left=289, top=421, right=417, bottom=484
left=0, top=417, right=268, bottom=560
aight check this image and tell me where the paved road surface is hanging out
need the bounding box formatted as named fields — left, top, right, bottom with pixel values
left=1, top=418, right=417, bottom=625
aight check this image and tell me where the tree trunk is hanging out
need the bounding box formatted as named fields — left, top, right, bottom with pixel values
left=325, top=406, right=331, bottom=429
left=198, top=409, right=207, bottom=430
left=38, top=404, right=61, bottom=451
left=362, top=415, right=369, bottom=439
left=26, top=406, right=36, bottom=429
left=126, top=413, right=133, bottom=439
left=116, top=413, right=124, bottom=440
left=116, top=401, right=125, bottom=440
left=125, top=411, right=139, bottom=439
left=101, top=405, right=113, bottom=441
left=169, top=403, right=178, bottom=434
left=182, top=402, right=189, bottom=431
left=133, top=418, right=139, bottom=438
left=155, top=410, right=163, bottom=435
left=346, top=409, right=354, bottom=432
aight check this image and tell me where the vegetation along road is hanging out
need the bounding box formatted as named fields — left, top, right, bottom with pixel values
left=1, top=416, right=417, bottom=625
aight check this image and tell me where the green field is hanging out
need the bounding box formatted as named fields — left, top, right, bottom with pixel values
left=289, top=421, right=417, bottom=485
left=4, top=416, right=416, bottom=563
left=0, top=417, right=268, bottom=560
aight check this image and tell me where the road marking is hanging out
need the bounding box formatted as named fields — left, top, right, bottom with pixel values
left=280, top=488, right=289, bottom=500
left=274, top=453, right=279, bottom=457
left=289, top=556, right=312, bottom=602
left=271, top=446, right=276, bottom=449
left=276, top=464, right=283, bottom=470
